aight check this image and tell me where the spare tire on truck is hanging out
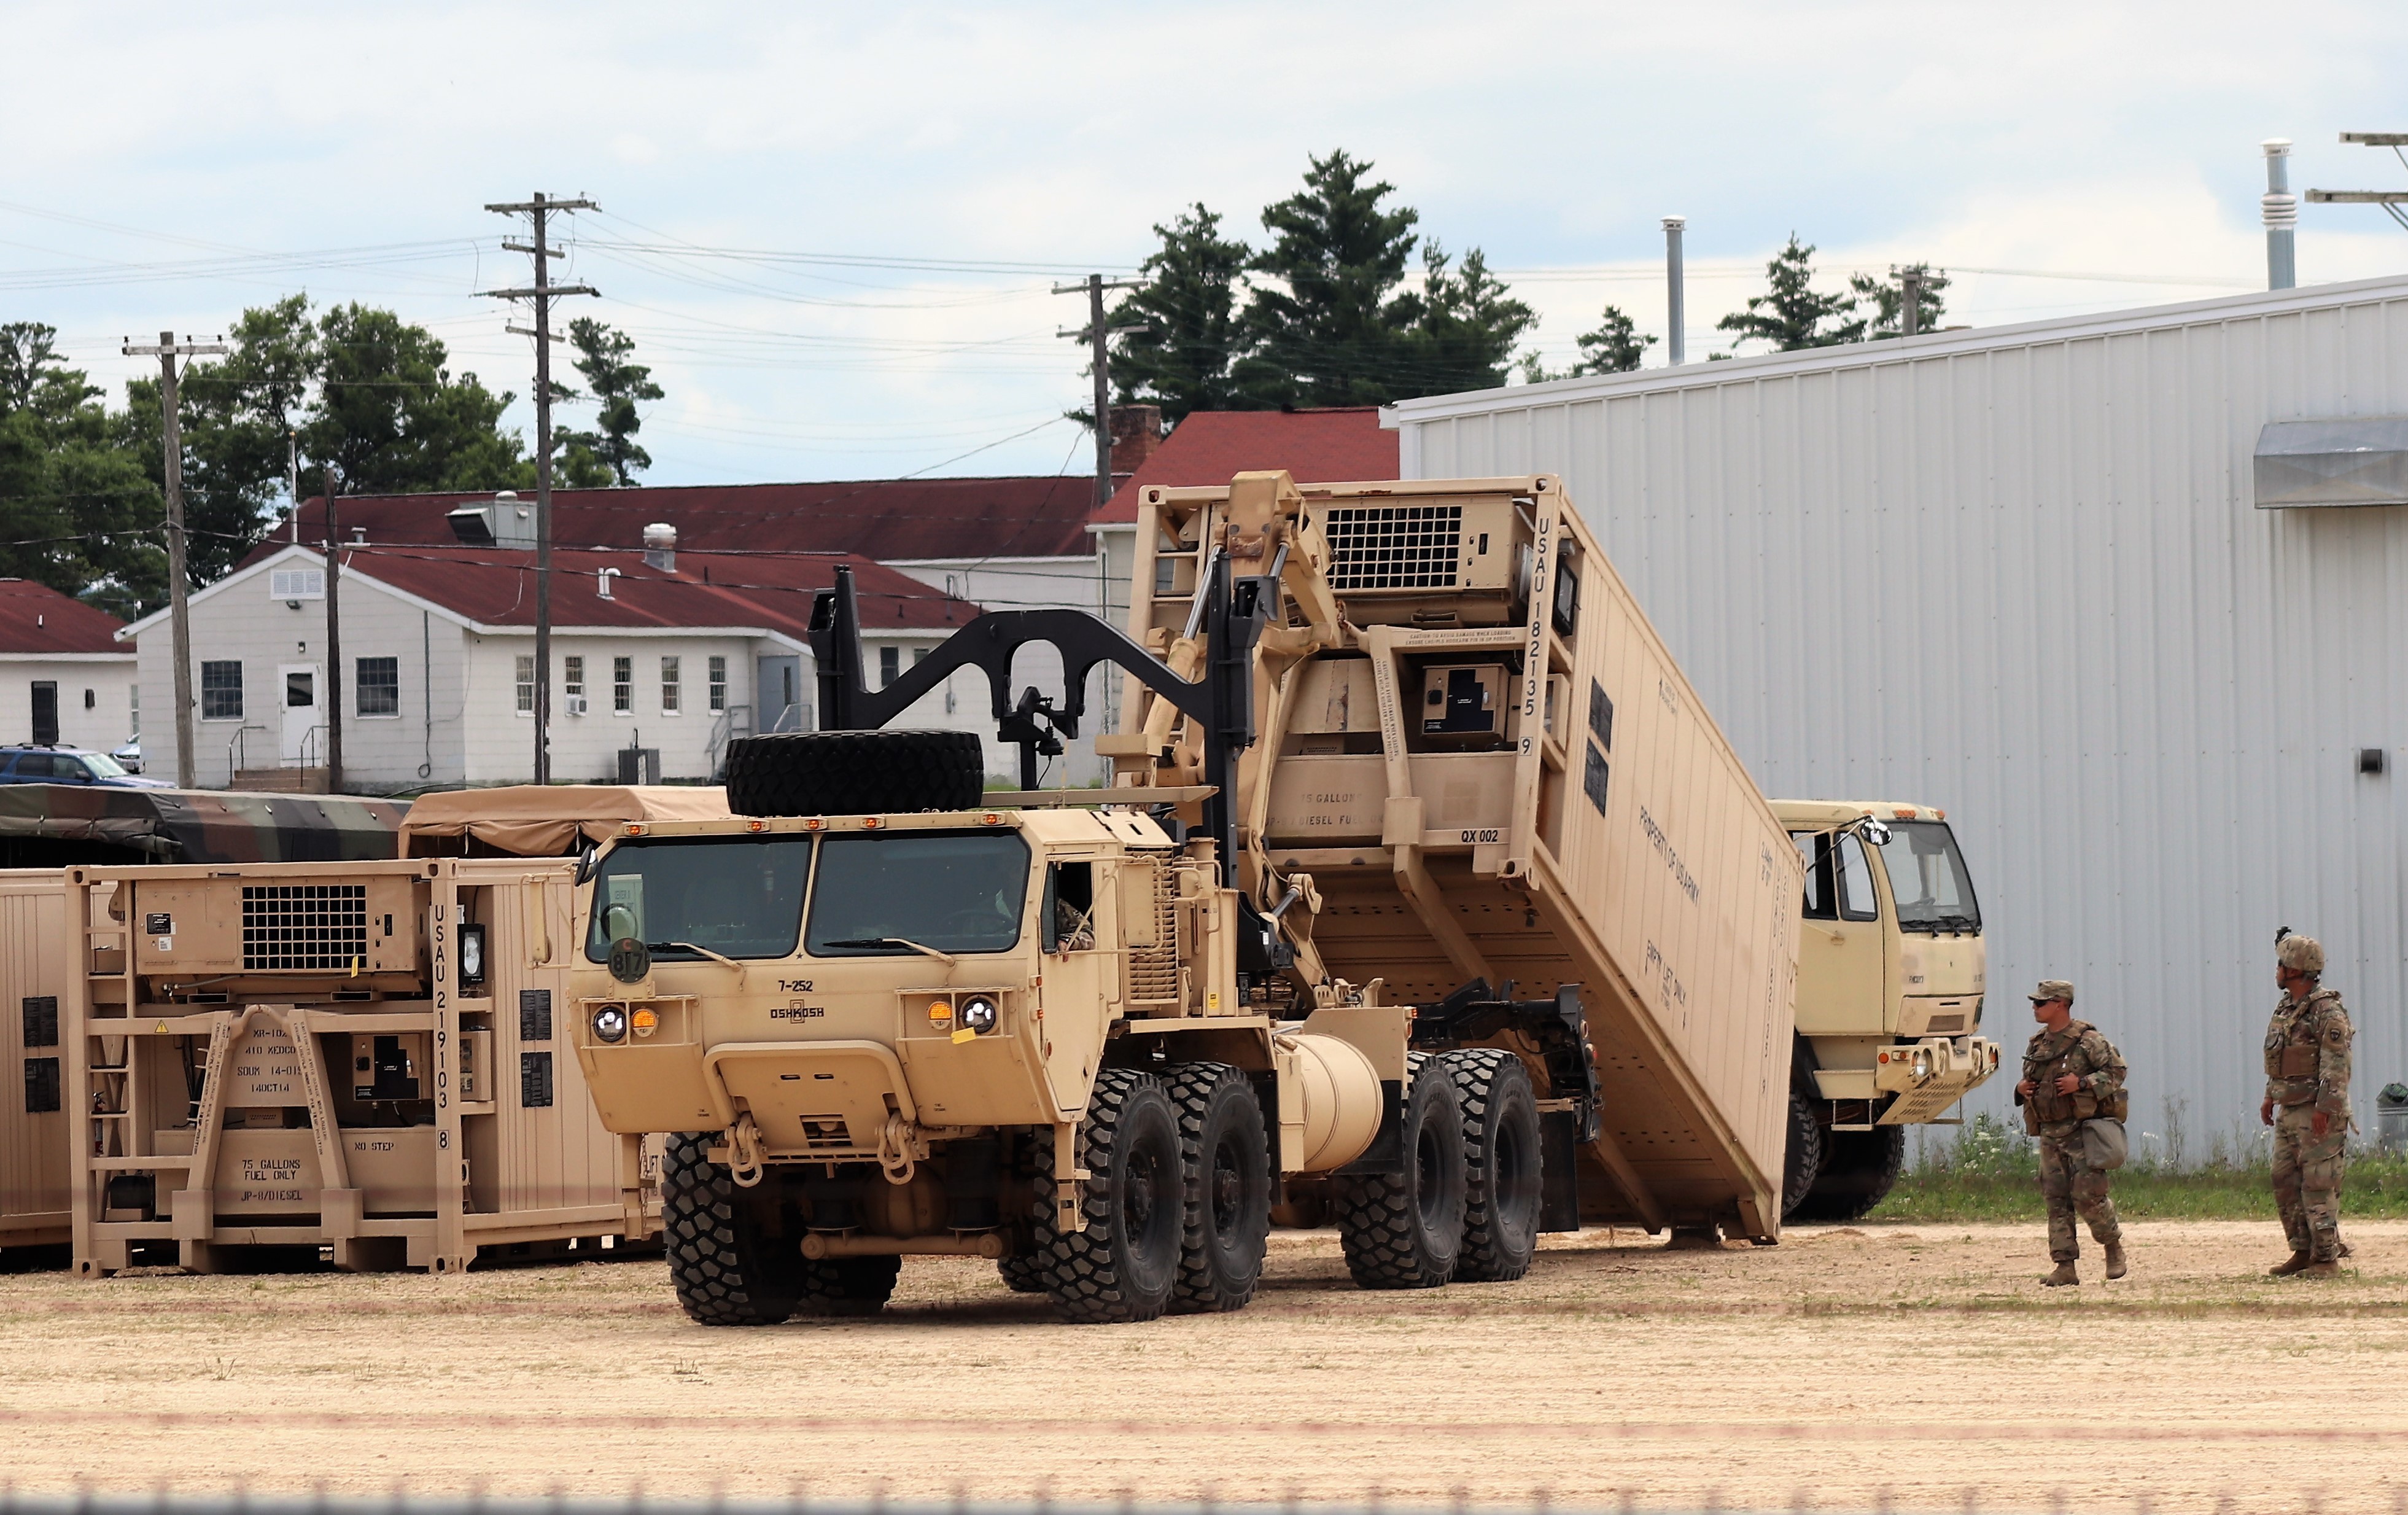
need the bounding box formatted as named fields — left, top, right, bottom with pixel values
left=723, top=730, right=985, bottom=816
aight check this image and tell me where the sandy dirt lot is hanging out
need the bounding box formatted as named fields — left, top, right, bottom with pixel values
left=0, top=1220, right=2401, bottom=1514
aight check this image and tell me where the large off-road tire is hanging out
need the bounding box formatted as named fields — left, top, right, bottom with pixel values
left=1037, top=1069, right=1186, bottom=1323
left=1441, top=1048, right=1542, bottom=1282
left=996, top=1252, right=1048, bottom=1293
left=663, top=1132, right=805, bottom=1326
left=1793, top=1125, right=1906, bottom=1223
left=723, top=729, right=985, bottom=817
left=997, top=1128, right=1052, bottom=1292
left=1332, top=1053, right=1466, bottom=1290
left=795, top=1254, right=899, bottom=1316
left=1779, top=1086, right=1827, bottom=1223
left=1163, top=1062, right=1272, bottom=1314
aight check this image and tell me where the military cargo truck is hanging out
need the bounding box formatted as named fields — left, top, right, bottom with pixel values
left=570, top=472, right=1802, bottom=1325
left=1771, top=800, right=1998, bottom=1221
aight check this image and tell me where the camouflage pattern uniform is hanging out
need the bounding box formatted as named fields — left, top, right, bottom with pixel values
left=2266, top=984, right=2353, bottom=1263
left=2016, top=1019, right=2126, bottom=1263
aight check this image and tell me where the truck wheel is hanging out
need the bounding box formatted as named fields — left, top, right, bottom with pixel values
left=1793, top=1126, right=1906, bottom=1222
left=996, top=1252, right=1047, bottom=1293
left=1779, top=1088, right=1826, bottom=1222
left=1441, top=1048, right=1542, bottom=1282
left=723, top=730, right=985, bottom=817
left=1038, top=1069, right=1185, bottom=1323
left=998, top=1129, right=1052, bottom=1292
left=1332, top=1053, right=1466, bottom=1290
left=662, top=1131, right=803, bottom=1326
left=1164, top=1062, right=1271, bottom=1314
left=796, top=1255, right=899, bottom=1315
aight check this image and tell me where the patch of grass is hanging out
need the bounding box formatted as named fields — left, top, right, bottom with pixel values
left=1868, top=1111, right=2408, bottom=1223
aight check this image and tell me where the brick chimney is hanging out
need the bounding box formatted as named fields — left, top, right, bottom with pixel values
left=1108, top=405, right=1164, bottom=485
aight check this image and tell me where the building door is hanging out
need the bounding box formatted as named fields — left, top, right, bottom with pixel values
left=756, top=655, right=802, bottom=732
left=29, top=682, right=57, bottom=746
left=278, top=663, right=322, bottom=765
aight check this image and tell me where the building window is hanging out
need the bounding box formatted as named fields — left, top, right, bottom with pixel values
left=564, top=656, right=586, bottom=714
left=708, top=655, right=726, bottom=712
left=356, top=657, right=399, bottom=717
left=879, top=645, right=899, bottom=688
left=613, top=656, right=633, bottom=713
left=200, top=661, right=243, bottom=721
left=515, top=655, right=535, bottom=715
left=660, top=655, right=682, bottom=714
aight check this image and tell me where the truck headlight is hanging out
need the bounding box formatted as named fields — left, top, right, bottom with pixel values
left=459, top=924, right=487, bottom=989
left=592, top=1005, right=629, bottom=1044
left=958, top=995, right=999, bottom=1035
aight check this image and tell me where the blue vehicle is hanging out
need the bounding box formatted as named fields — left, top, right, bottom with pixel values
left=0, top=744, right=173, bottom=789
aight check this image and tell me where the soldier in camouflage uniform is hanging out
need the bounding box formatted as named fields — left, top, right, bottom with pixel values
left=2013, top=980, right=2127, bottom=1286
left=2262, top=931, right=2353, bottom=1277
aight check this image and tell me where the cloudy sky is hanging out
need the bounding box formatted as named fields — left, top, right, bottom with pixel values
left=7, top=1, right=2407, bottom=489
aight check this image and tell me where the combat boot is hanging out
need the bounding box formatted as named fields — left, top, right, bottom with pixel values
left=2295, top=1261, right=2343, bottom=1279
left=2103, top=1242, right=2127, bottom=1280
left=2041, top=1261, right=2079, bottom=1287
left=2268, top=1251, right=2312, bottom=1277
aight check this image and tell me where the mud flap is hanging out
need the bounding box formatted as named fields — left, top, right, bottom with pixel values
left=1539, top=1107, right=1582, bottom=1232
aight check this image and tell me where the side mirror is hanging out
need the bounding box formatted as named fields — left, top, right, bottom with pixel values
left=1860, top=819, right=1892, bottom=847
left=574, top=841, right=601, bottom=886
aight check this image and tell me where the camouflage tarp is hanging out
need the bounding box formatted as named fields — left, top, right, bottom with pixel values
left=0, top=784, right=409, bottom=867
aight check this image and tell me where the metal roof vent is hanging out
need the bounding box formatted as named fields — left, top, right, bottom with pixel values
left=2255, top=418, right=2408, bottom=508
left=642, top=521, right=676, bottom=573
left=446, top=490, right=537, bottom=548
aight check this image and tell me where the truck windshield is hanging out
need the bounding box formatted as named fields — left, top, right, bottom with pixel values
left=806, top=831, right=1031, bottom=957
left=1876, top=821, right=1981, bottom=933
left=583, top=835, right=815, bottom=962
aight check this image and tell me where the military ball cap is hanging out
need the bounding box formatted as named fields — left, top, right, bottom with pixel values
left=2028, top=979, right=2076, bottom=1004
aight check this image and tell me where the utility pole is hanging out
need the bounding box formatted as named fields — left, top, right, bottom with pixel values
left=2305, top=131, right=2408, bottom=238
left=1054, top=273, right=1145, bottom=508
left=1662, top=217, right=1686, bottom=366
left=1900, top=267, right=1925, bottom=337
left=322, top=465, right=344, bottom=794
left=483, top=192, right=598, bottom=785
left=122, top=330, right=227, bottom=789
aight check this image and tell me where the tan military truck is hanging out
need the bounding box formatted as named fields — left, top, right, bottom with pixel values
left=569, top=472, right=1802, bottom=1325
left=1771, top=799, right=1997, bottom=1220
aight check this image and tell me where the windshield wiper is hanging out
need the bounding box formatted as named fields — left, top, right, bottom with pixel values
left=824, top=936, right=959, bottom=966
left=1903, top=914, right=1981, bottom=934
left=647, top=940, right=752, bottom=983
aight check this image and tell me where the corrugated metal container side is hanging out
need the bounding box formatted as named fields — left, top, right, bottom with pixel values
left=0, top=871, right=72, bottom=1247
left=1389, top=275, right=2408, bottom=1150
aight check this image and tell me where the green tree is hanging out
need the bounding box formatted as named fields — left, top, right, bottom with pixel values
left=1522, top=302, right=1658, bottom=382
left=554, top=317, right=662, bottom=487
left=1235, top=150, right=1423, bottom=407
left=1717, top=235, right=1863, bottom=352
left=301, top=303, right=530, bottom=497
left=1848, top=263, right=1951, bottom=340
left=1108, top=203, right=1253, bottom=424
left=0, top=322, right=163, bottom=615
left=1404, top=243, right=1536, bottom=394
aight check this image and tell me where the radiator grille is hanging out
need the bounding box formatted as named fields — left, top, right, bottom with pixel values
left=241, top=883, right=368, bottom=970
left=1325, top=504, right=1462, bottom=591
left=1123, top=862, right=1182, bottom=1006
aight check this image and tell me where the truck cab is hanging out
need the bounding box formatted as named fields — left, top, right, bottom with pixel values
left=1769, top=800, right=2000, bottom=1219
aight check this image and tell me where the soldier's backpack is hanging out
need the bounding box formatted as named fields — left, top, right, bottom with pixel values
left=2082, top=1029, right=2130, bottom=1170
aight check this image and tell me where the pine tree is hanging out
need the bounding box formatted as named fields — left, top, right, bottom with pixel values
left=554, top=318, right=663, bottom=486
left=1109, top=204, right=1253, bottom=423
left=1235, top=150, right=1423, bottom=407
left=1718, top=235, right=1862, bottom=352
left=1572, top=305, right=1656, bottom=375
left=1404, top=243, right=1537, bottom=394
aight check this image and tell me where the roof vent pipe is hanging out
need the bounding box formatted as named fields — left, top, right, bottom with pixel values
left=597, top=567, right=620, bottom=599
left=2264, top=138, right=2297, bottom=290
left=642, top=521, right=676, bottom=574
left=1662, top=216, right=1686, bottom=366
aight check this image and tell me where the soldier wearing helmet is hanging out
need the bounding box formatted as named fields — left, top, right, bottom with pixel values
left=2262, top=929, right=2354, bottom=1277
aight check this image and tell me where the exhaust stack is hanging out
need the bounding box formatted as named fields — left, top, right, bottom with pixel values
left=1663, top=216, right=1687, bottom=365
left=2264, top=138, right=2297, bottom=290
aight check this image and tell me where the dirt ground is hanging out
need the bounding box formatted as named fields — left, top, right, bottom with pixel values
left=1, top=1220, right=2401, bottom=1514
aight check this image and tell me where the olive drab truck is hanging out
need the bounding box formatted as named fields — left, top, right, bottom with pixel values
left=1771, top=800, right=1998, bottom=1221
left=569, top=472, right=1803, bottom=1326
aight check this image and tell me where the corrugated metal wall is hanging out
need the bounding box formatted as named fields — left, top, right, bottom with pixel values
left=1391, top=275, right=2408, bottom=1155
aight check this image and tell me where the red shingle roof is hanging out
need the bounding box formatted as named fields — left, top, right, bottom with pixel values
left=0, top=579, right=130, bottom=655
left=1095, top=408, right=1400, bottom=525
left=243, top=475, right=1098, bottom=574
left=293, top=544, right=976, bottom=637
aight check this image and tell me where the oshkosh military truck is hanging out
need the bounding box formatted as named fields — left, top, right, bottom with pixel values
left=569, top=472, right=1802, bottom=1325
left=1771, top=800, right=1998, bottom=1221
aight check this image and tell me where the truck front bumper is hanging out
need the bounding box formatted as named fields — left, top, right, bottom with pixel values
left=1873, top=1035, right=2000, bottom=1124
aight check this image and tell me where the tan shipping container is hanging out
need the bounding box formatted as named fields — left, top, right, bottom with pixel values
left=1126, top=475, right=1802, bottom=1237
left=64, top=857, right=656, bottom=1274
left=1, top=871, right=76, bottom=1252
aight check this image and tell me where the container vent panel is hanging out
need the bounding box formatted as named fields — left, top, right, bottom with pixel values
left=241, top=883, right=369, bottom=971
left=1325, top=505, right=1462, bottom=591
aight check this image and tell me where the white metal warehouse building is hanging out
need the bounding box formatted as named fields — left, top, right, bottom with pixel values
left=1386, top=272, right=2408, bottom=1155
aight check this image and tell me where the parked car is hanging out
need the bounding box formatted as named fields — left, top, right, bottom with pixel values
left=112, top=735, right=142, bottom=773
left=0, top=745, right=173, bottom=789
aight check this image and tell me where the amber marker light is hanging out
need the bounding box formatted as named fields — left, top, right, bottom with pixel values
left=631, top=1007, right=660, bottom=1037
left=926, top=999, right=952, bottom=1028
left=804, top=818, right=825, bottom=831
left=983, top=813, right=1001, bottom=825
left=626, top=823, right=646, bottom=836
left=862, top=817, right=883, bottom=830
left=747, top=819, right=767, bottom=833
